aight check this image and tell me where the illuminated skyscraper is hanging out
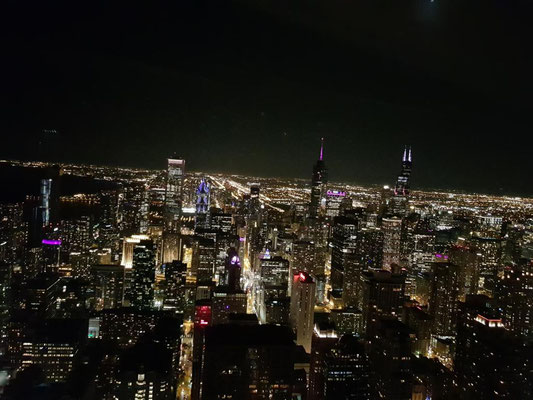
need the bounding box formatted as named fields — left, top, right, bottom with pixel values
left=390, top=146, right=412, bottom=216
left=290, top=271, right=316, bottom=353
left=131, top=239, right=156, bottom=310
left=309, top=138, right=328, bottom=218
left=429, top=261, right=459, bottom=335
left=164, top=158, right=185, bottom=232
left=382, top=217, right=402, bottom=270
left=195, top=178, right=210, bottom=229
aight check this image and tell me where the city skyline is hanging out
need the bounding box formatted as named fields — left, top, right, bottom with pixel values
left=2, top=2, right=533, bottom=399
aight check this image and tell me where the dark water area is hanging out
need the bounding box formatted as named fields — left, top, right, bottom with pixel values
left=0, top=165, right=118, bottom=204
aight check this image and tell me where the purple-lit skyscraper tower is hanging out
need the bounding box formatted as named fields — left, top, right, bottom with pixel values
left=309, top=138, right=328, bottom=218
left=195, top=178, right=211, bottom=230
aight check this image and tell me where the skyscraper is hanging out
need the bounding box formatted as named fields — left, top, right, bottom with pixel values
left=131, top=239, right=156, bottom=310
left=309, top=138, right=328, bottom=218
left=91, top=264, right=125, bottom=310
left=201, top=324, right=296, bottom=400
left=429, top=261, right=459, bottom=336
left=164, top=158, right=185, bottom=232
left=195, top=178, right=210, bottom=230
left=330, top=215, right=359, bottom=304
left=382, top=216, right=402, bottom=270
left=290, top=271, right=316, bottom=353
left=390, top=146, right=412, bottom=216
left=323, top=335, right=371, bottom=400
left=361, top=269, right=406, bottom=335
left=308, top=322, right=338, bottom=400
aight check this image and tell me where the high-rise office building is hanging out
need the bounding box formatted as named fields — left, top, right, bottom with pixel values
left=389, top=146, right=412, bottom=216
left=191, top=236, right=216, bottom=285
left=257, top=255, right=290, bottom=323
left=195, top=178, right=210, bottom=230
left=323, top=335, right=371, bottom=400
left=131, top=239, right=156, bottom=310
left=201, top=324, right=296, bottom=400
left=162, top=260, right=187, bottom=312
left=370, top=319, right=414, bottom=400
left=309, top=138, right=328, bottom=218
left=308, top=322, right=338, bottom=400
left=361, top=269, right=406, bottom=335
left=164, top=158, right=185, bottom=232
left=91, top=264, right=125, bottom=310
left=455, top=295, right=532, bottom=399
left=429, top=261, right=459, bottom=336
left=211, top=288, right=247, bottom=325
left=497, top=258, right=533, bottom=337
left=330, top=215, right=359, bottom=305
left=192, top=301, right=212, bottom=400
left=290, top=271, right=316, bottom=353
left=382, top=217, right=402, bottom=270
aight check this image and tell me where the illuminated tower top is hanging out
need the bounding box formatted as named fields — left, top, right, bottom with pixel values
left=310, top=138, right=328, bottom=218
left=395, top=146, right=412, bottom=197
left=196, top=178, right=210, bottom=214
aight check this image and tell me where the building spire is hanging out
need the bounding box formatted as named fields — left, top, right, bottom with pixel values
left=319, top=137, right=324, bottom=161
left=402, top=146, right=407, bottom=162
left=408, top=146, right=412, bottom=163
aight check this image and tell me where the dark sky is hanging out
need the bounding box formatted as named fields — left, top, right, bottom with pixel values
left=3, top=0, right=532, bottom=195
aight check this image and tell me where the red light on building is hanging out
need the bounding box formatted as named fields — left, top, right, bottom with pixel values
left=194, top=304, right=212, bottom=329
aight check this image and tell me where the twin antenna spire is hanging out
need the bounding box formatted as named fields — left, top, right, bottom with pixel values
left=402, top=145, right=412, bottom=163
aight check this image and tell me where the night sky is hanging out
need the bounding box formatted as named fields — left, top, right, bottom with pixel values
left=3, top=0, right=532, bottom=195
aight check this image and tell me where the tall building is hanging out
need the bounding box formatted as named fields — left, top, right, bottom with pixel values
left=201, top=324, right=296, bottom=400
left=91, top=264, right=125, bottom=310
left=309, top=138, right=328, bottom=218
left=325, top=190, right=346, bottom=218
left=389, top=146, right=412, bottom=216
left=192, top=301, right=212, bottom=400
left=290, top=271, right=316, bottom=353
left=162, top=260, right=187, bottom=312
left=211, top=288, right=247, bottom=325
left=20, top=319, right=86, bottom=383
left=164, top=158, right=185, bottom=232
left=330, top=215, right=359, bottom=305
left=131, top=240, right=156, bottom=310
left=191, top=236, right=216, bottom=285
left=257, top=255, right=290, bottom=323
left=382, top=217, right=402, bottom=270
left=370, top=319, right=414, bottom=400
left=455, top=295, right=533, bottom=399
left=195, top=178, right=211, bottom=230
left=429, top=261, right=459, bottom=336
left=308, top=322, right=338, bottom=400
left=112, top=341, right=175, bottom=400
left=323, top=335, right=370, bottom=400
left=497, top=259, right=533, bottom=338
left=361, top=269, right=406, bottom=335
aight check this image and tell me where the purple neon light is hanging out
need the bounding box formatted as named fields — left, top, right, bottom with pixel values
left=239, top=237, right=245, bottom=242
left=327, top=190, right=346, bottom=197
left=42, top=239, right=62, bottom=246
